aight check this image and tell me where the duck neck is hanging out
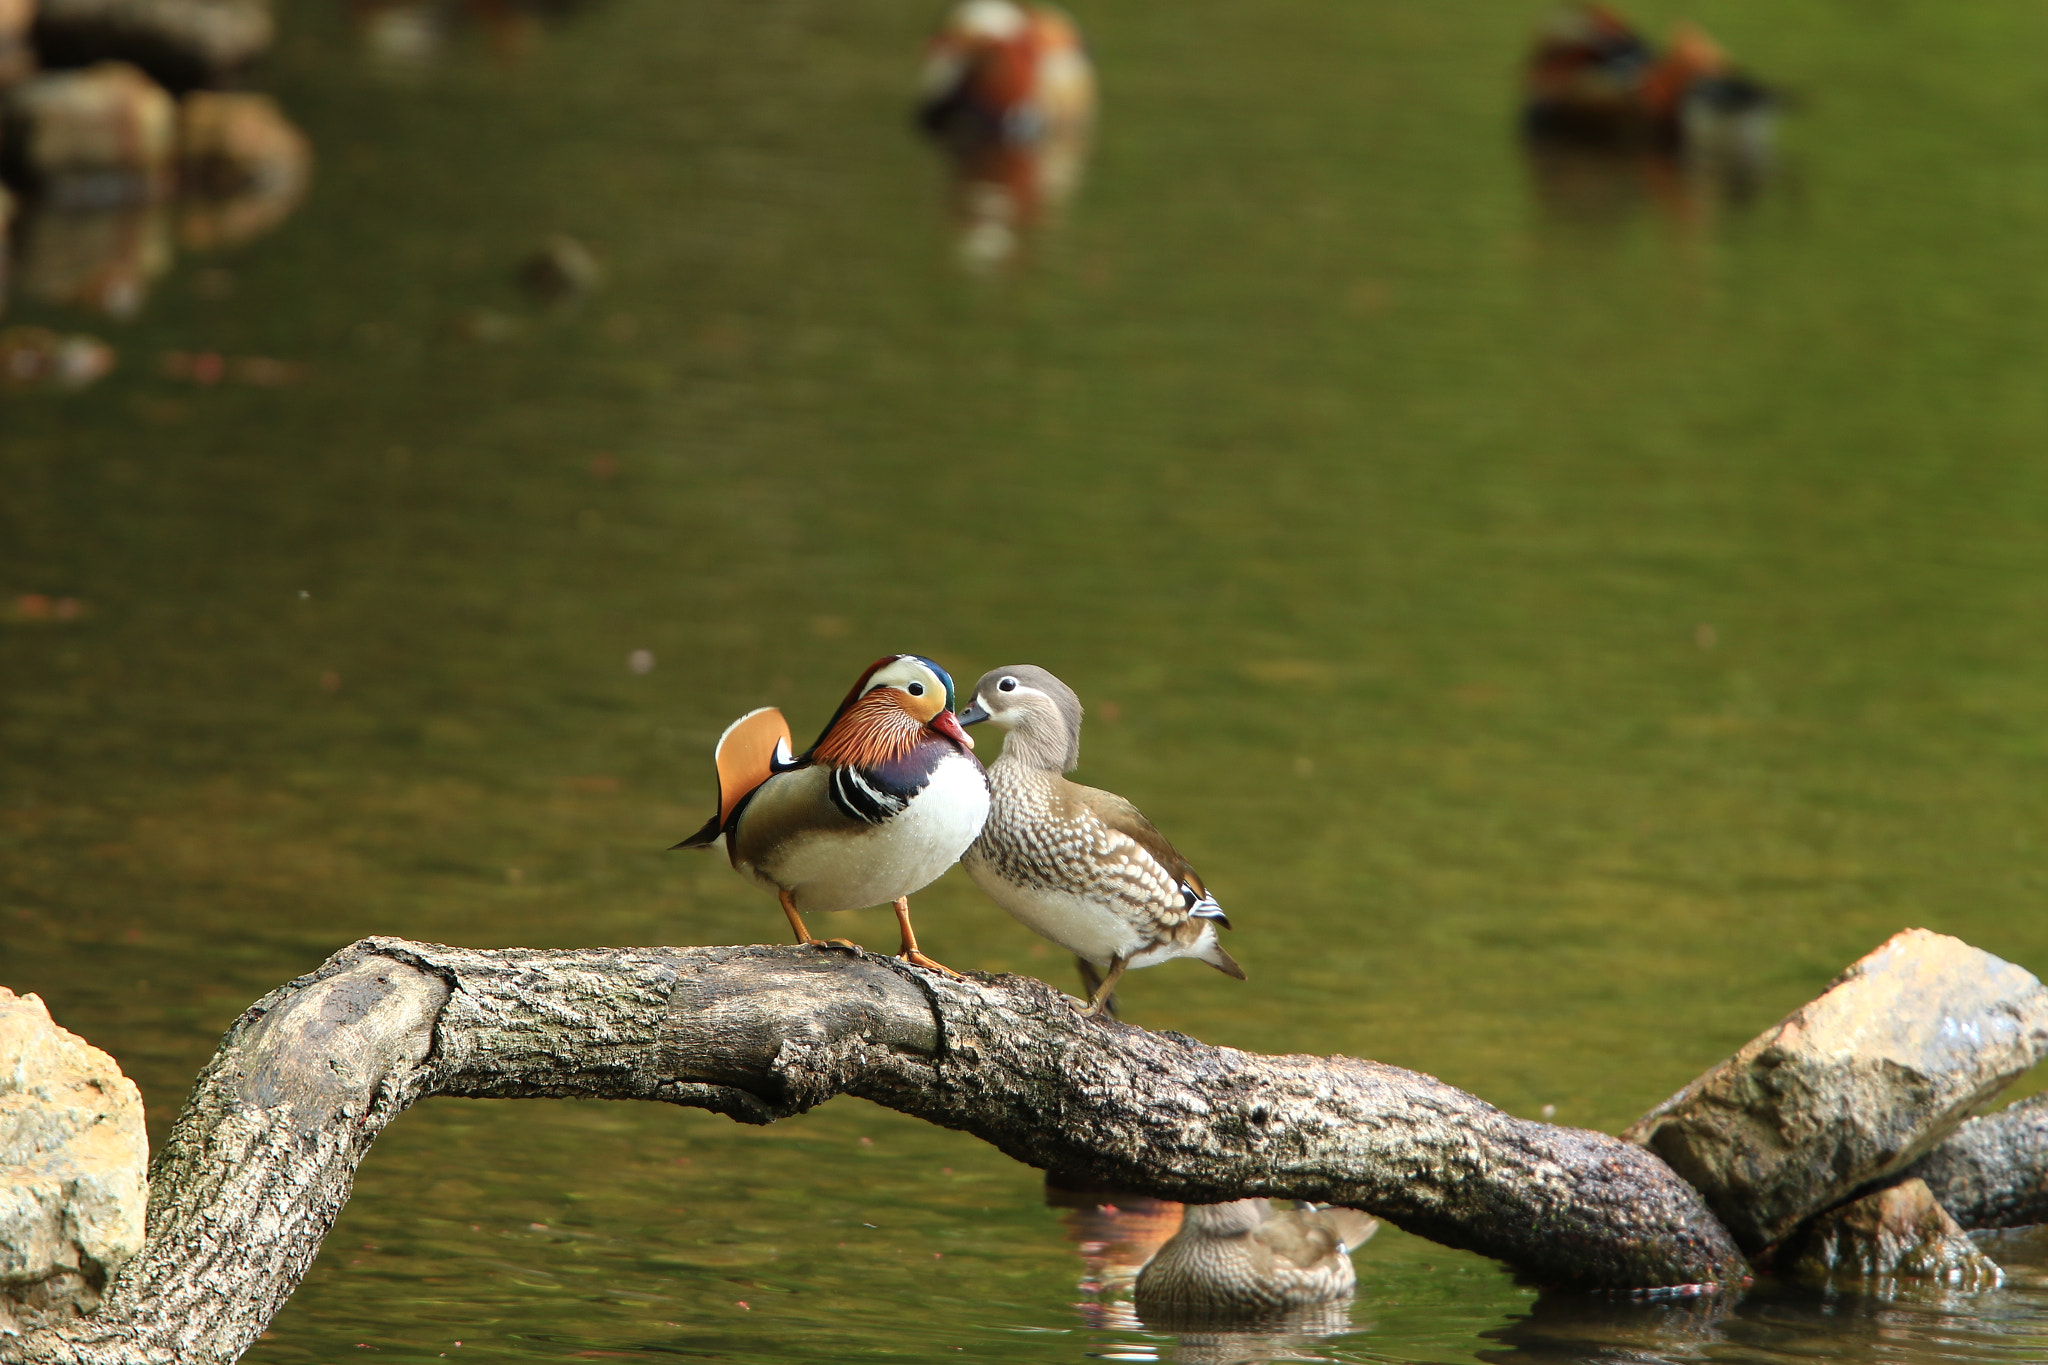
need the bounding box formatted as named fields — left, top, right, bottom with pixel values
left=993, top=721, right=1070, bottom=774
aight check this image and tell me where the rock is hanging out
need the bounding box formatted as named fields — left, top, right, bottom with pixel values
left=0, top=325, right=116, bottom=388
left=516, top=234, right=600, bottom=304
left=0, top=986, right=148, bottom=1334
left=11, top=197, right=170, bottom=315
left=1, top=61, right=175, bottom=207
left=1785, top=1178, right=2003, bottom=1290
left=33, top=0, right=271, bottom=90
left=175, top=89, right=308, bottom=247
left=1911, top=1092, right=2048, bottom=1230
left=1624, top=928, right=2048, bottom=1252
left=0, top=0, right=34, bottom=88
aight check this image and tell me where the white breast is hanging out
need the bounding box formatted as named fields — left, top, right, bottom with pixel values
left=962, top=857, right=1146, bottom=967
left=761, top=753, right=989, bottom=916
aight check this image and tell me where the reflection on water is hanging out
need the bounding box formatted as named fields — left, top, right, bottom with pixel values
left=6, top=0, right=2048, bottom=1362
left=346, top=0, right=599, bottom=69
left=1481, top=1232, right=2048, bottom=1365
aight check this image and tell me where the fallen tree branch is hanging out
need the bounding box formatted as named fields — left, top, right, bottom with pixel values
left=1912, top=1092, right=2048, bottom=1230
left=2, top=937, right=1749, bottom=1364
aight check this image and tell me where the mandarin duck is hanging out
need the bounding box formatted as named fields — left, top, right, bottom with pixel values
left=916, top=1, right=1097, bottom=271
left=957, top=665, right=1243, bottom=1014
left=917, top=0, right=1095, bottom=150
left=675, top=654, right=988, bottom=975
left=1524, top=5, right=1775, bottom=155
left=1133, top=1200, right=1379, bottom=1321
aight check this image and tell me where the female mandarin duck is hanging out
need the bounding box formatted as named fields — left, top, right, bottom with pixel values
left=957, top=665, right=1243, bottom=1014
left=676, top=655, right=989, bottom=975
left=1133, top=1200, right=1378, bottom=1321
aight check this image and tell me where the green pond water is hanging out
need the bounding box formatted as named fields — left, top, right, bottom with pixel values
left=7, top=0, right=2048, bottom=1359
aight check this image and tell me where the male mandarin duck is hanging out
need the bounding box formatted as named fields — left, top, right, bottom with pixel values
left=917, top=0, right=1095, bottom=150
left=1133, top=1200, right=1379, bottom=1320
left=917, top=0, right=1096, bottom=270
left=1524, top=5, right=1775, bottom=153
left=957, top=665, right=1243, bottom=1015
left=676, top=655, right=989, bottom=975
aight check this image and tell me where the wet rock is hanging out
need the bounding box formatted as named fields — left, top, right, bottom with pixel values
left=0, top=0, right=34, bottom=88
left=175, top=89, right=309, bottom=247
left=1912, top=1092, right=2048, bottom=1231
left=0, top=986, right=148, bottom=1333
left=1624, top=928, right=2048, bottom=1252
left=0, top=324, right=115, bottom=387
left=33, top=0, right=272, bottom=90
left=1785, top=1178, right=2003, bottom=1290
left=11, top=196, right=170, bottom=315
left=517, top=234, right=600, bottom=304
left=2, top=60, right=175, bottom=206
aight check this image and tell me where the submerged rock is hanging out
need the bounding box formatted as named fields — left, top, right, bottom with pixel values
left=1785, top=1178, right=2002, bottom=1291
left=2, top=60, right=175, bottom=206
left=517, top=234, right=600, bottom=304
left=0, top=324, right=116, bottom=387
left=0, top=986, right=148, bottom=1333
left=0, top=0, right=34, bottom=88
left=1624, top=928, right=2048, bottom=1252
left=176, top=88, right=309, bottom=247
left=11, top=195, right=170, bottom=315
left=33, top=0, right=272, bottom=89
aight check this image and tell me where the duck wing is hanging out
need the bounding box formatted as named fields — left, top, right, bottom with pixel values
left=1071, top=785, right=1226, bottom=926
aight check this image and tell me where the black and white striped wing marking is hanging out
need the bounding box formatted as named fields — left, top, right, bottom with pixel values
left=828, top=765, right=910, bottom=824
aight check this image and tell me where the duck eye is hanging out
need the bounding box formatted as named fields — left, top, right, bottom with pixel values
left=998, top=677, right=1018, bottom=692
left=906, top=681, right=926, bottom=697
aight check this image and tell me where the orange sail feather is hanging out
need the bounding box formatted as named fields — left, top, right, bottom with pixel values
left=715, top=707, right=794, bottom=827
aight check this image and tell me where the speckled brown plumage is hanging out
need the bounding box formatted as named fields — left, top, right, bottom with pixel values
left=1133, top=1199, right=1378, bottom=1319
left=957, top=664, right=1242, bottom=1012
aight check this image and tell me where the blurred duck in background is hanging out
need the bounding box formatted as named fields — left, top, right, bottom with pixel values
left=1133, top=1200, right=1379, bottom=1322
left=1523, top=4, right=1776, bottom=161
left=675, top=655, right=988, bottom=975
left=915, top=0, right=1096, bottom=270
left=958, top=665, right=1244, bottom=1016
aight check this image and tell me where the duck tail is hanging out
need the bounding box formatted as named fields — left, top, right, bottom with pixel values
left=1199, top=930, right=1246, bottom=981
left=671, top=813, right=723, bottom=851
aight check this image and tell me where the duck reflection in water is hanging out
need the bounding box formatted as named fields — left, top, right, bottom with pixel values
left=1521, top=5, right=1779, bottom=230
left=915, top=0, right=1095, bottom=271
left=347, top=0, right=595, bottom=67
left=1048, top=1177, right=1377, bottom=1362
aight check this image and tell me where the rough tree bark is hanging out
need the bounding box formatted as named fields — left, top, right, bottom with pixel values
left=3, top=937, right=1752, bottom=1364
left=1912, top=1092, right=2048, bottom=1230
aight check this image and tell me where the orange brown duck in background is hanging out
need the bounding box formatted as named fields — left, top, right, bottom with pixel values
left=1523, top=4, right=1777, bottom=158
left=915, top=0, right=1097, bottom=269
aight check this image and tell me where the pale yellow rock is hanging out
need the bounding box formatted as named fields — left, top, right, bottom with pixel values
left=1626, top=928, right=2048, bottom=1251
left=0, top=986, right=148, bottom=1333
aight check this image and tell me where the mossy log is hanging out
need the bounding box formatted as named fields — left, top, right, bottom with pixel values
left=2, top=937, right=1752, bottom=1364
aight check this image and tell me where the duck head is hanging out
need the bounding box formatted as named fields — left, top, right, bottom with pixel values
left=813, top=654, right=974, bottom=757
left=957, top=663, right=1082, bottom=772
